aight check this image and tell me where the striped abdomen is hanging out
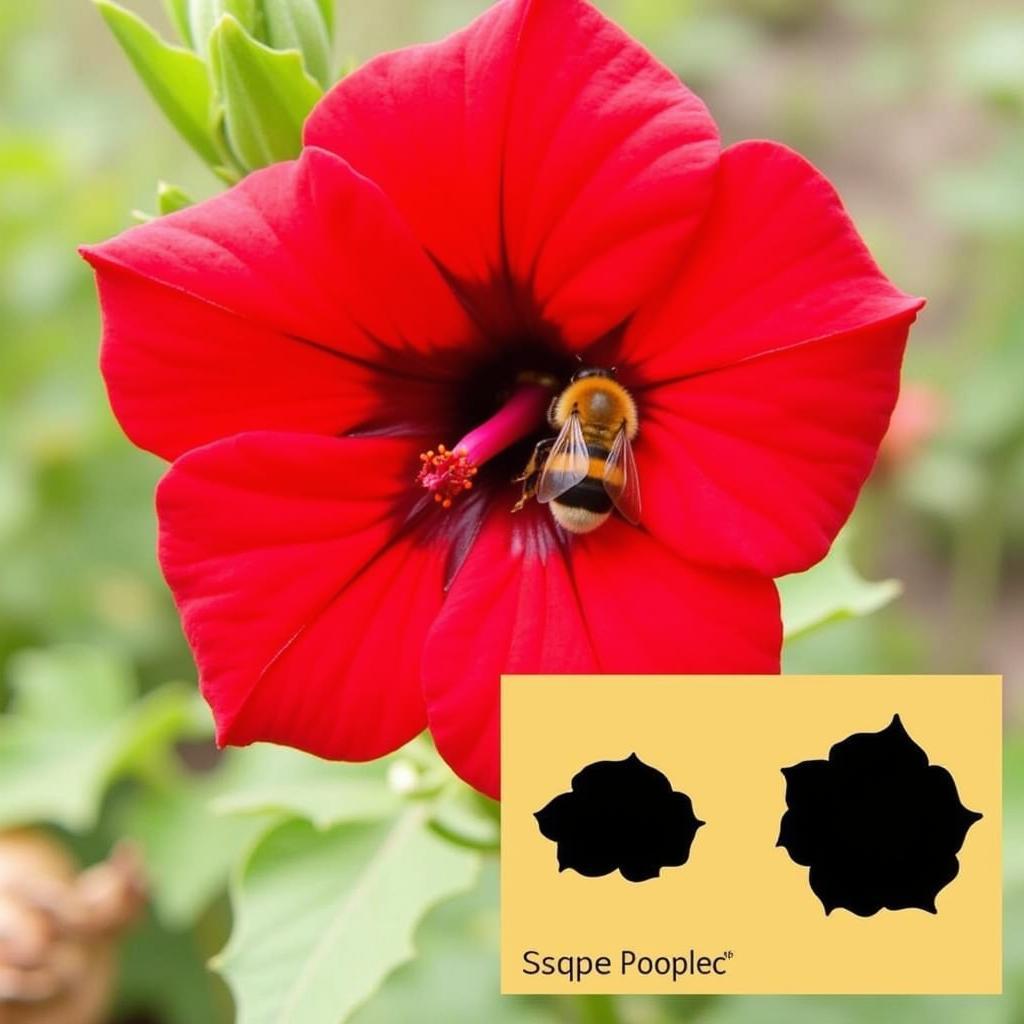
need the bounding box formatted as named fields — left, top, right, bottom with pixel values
left=552, top=443, right=621, bottom=515
left=547, top=440, right=615, bottom=534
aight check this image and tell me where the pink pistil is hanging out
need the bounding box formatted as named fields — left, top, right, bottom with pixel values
left=417, top=380, right=554, bottom=510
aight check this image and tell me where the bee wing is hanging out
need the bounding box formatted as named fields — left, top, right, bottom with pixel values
left=603, top=425, right=641, bottom=524
left=537, top=410, right=589, bottom=504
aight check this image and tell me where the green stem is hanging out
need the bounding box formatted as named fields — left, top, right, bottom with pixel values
left=426, top=816, right=500, bottom=852
left=426, top=780, right=501, bottom=851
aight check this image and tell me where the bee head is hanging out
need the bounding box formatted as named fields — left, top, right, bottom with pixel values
left=571, top=365, right=617, bottom=383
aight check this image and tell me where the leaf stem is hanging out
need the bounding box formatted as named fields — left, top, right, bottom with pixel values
left=426, top=817, right=500, bottom=852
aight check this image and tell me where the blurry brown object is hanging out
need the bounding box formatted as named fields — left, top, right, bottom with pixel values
left=0, top=831, right=145, bottom=1024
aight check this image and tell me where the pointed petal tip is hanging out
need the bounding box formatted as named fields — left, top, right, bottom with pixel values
left=213, top=709, right=241, bottom=750
left=78, top=242, right=103, bottom=267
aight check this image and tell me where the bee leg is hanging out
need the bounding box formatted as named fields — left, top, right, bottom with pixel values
left=512, top=438, right=553, bottom=512
left=512, top=469, right=539, bottom=511
left=513, top=438, right=554, bottom=483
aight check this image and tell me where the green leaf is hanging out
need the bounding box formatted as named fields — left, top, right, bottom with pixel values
left=261, top=0, right=332, bottom=87
left=123, top=745, right=413, bottom=928
left=779, top=535, right=902, bottom=640
left=211, top=745, right=401, bottom=829
left=350, top=863, right=558, bottom=1024
left=0, top=646, right=194, bottom=831
left=94, top=0, right=221, bottom=167
left=209, top=14, right=323, bottom=170
left=217, top=808, right=481, bottom=1024
left=115, top=910, right=231, bottom=1024
left=126, top=779, right=268, bottom=928
left=189, top=0, right=259, bottom=55
left=163, top=0, right=193, bottom=46
left=118, top=764, right=275, bottom=929
left=158, top=180, right=195, bottom=214
left=313, top=0, right=334, bottom=40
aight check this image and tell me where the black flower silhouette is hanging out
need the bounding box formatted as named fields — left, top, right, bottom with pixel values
left=534, top=753, right=704, bottom=883
left=778, top=714, right=982, bottom=916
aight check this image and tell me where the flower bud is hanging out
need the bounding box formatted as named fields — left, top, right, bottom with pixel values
left=189, top=0, right=260, bottom=56
left=259, top=0, right=333, bottom=87
left=209, top=14, right=323, bottom=171
left=157, top=181, right=194, bottom=216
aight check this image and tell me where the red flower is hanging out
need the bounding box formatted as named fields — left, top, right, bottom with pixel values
left=81, top=0, right=922, bottom=799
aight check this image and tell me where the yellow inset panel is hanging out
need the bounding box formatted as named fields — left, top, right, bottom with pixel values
left=501, top=675, right=1001, bottom=995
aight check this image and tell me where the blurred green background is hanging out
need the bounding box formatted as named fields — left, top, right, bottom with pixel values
left=0, top=0, right=1021, bottom=1021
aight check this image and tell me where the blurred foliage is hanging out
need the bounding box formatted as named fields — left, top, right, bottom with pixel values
left=0, top=0, right=1022, bottom=1021
left=0, top=646, right=195, bottom=831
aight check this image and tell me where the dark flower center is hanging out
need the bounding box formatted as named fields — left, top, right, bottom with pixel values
left=419, top=336, right=579, bottom=509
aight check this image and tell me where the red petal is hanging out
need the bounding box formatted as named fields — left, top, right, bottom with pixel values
left=91, top=266, right=450, bottom=460
left=638, top=318, right=913, bottom=577
left=83, top=148, right=478, bottom=459
left=620, top=140, right=923, bottom=383
left=423, top=508, right=780, bottom=798
left=157, top=432, right=444, bottom=761
left=305, top=0, right=719, bottom=346
left=615, top=140, right=923, bottom=576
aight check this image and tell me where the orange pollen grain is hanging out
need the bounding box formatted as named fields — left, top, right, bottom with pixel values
left=416, top=445, right=479, bottom=510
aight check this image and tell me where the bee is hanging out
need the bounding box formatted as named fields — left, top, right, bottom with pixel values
left=513, top=367, right=641, bottom=533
